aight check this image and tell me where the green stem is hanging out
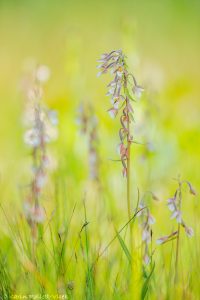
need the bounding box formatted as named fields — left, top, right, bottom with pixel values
left=126, top=99, right=132, bottom=251
left=175, top=183, right=182, bottom=283
left=175, top=223, right=180, bottom=283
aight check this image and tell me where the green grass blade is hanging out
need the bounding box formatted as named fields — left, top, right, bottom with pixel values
left=116, top=232, right=132, bottom=264
left=141, top=262, right=155, bottom=299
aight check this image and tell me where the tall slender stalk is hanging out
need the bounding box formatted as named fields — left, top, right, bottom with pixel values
left=174, top=181, right=182, bottom=283
left=97, top=50, right=143, bottom=249
left=175, top=223, right=180, bottom=283
left=23, top=64, right=58, bottom=262
left=156, top=178, right=196, bottom=283
left=125, top=97, right=132, bottom=247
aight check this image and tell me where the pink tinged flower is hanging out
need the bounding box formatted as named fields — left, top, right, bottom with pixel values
left=113, top=101, right=119, bottom=109
left=122, top=167, right=127, bottom=177
left=188, top=183, right=196, bottom=196
left=137, top=202, right=145, bottom=217
left=156, top=231, right=178, bottom=245
left=117, top=143, right=127, bottom=157
left=32, top=205, right=45, bottom=223
left=24, top=128, right=40, bottom=147
left=143, top=254, right=150, bottom=265
left=156, top=236, right=168, bottom=245
left=168, top=203, right=175, bottom=211
left=106, top=87, right=115, bottom=96
left=44, top=134, right=51, bottom=143
left=127, top=103, right=133, bottom=113
left=98, top=55, right=107, bottom=61
left=96, top=63, right=106, bottom=69
left=167, top=198, right=176, bottom=211
left=116, top=70, right=123, bottom=77
left=42, top=155, right=50, bottom=168
left=24, top=202, right=45, bottom=223
left=185, top=226, right=194, bottom=237
left=24, top=202, right=32, bottom=219
left=108, top=81, right=117, bottom=88
left=111, top=95, right=120, bottom=105
left=171, top=210, right=182, bottom=223
left=97, top=71, right=103, bottom=77
left=89, top=152, right=97, bottom=164
left=36, top=65, right=51, bottom=83
left=133, top=85, right=144, bottom=99
left=148, top=214, right=156, bottom=225
left=36, top=171, right=47, bottom=189
left=113, top=53, right=121, bottom=61
left=48, top=110, right=58, bottom=126
left=142, top=229, right=151, bottom=243
left=107, top=108, right=118, bottom=119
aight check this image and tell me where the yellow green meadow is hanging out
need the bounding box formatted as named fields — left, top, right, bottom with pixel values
left=0, top=1, right=200, bottom=299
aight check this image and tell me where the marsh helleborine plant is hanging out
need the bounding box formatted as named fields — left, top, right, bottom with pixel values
left=97, top=49, right=143, bottom=226
left=77, top=103, right=100, bottom=181
left=137, top=201, right=155, bottom=265
left=23, top=65, right=58, bottom=243
left=156, top=178, right=196, bottom=282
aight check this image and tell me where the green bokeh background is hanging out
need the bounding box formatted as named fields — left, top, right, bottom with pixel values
left=0, top=0, right=199, bottom=183
left=0, top=0, right=200, bottom=296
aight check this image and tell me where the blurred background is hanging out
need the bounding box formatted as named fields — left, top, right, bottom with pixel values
left=0, top=0, right=200, bottom=295
left=0, top=0, right=199, bottom=232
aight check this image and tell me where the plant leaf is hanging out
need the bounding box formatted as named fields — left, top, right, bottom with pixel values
left=116, top=232, right=132, bottom=264
left=141, top=262, right=155, bottom=299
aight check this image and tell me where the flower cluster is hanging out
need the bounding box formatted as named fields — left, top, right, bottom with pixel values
left=156, top=231, right=178, bottom=245
left=23, top=65, right=58, bottom=226
left=97, top=49, right=143, bottom=176
left=137, top=202, right=156, bottom=265
left=77, top=103, right=99, bottom=180
left=156, top=180, right=196, bottom=244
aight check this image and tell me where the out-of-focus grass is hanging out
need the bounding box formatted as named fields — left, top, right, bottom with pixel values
left=0, top=0, right=200, bottom=299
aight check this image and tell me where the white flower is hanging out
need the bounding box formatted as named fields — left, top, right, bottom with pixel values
left=96, top=64, right=103, bottom=69
left=107, top=108, right=118, bottom=119
left=122, top=167, right=127, bottom=177
left=168, top=203, right=175, bottom=211
left=24, top=128, right=40, bottom=147
left=171, top=210, right=182, bottom=223
left=148, top=214, right=156, bottom=225
left=137, top=202, right=145, bottom=217
left=111, top=96, right=119, bottom=105
left=89, top=152, right=97, bottom=164
left=109, top=81, right=117, bottom=87
left=167, top=198, right=176, bottom=211
left=24, top=202, right=45, bottom=223
left=36, top=65, right=51, bottom=83
left=97, top=71, right=103, bottom=77
left=133, top=85, right=144, bottom=99
left=42, top=155, right=50, bottom=168
left=44, top=134, right=51, bottom=143
left=142, top=229, right=151, bottom=243
left=33, top=206, right=45, bottom=223
left=156, top=237, right=166, bottom=245
left=113, top=101, right=119, bottom=109
left=185, top=226, right=194, bottom=237
left=106, top=87, right=115, bottom=96
left=35, top=171, right=47, bottom=189
left=48, top=110, right=58, bottom=126
left=116, top=70, right=123, bottom=77
left=143, top=254, right=150, bottom=265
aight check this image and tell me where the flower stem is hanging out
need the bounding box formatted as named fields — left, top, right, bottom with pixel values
left=175, top=182, right=182, bottom=283
left=126, top=98, right=133, bottom=251
left=175, top=223, right=180, bottom=283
